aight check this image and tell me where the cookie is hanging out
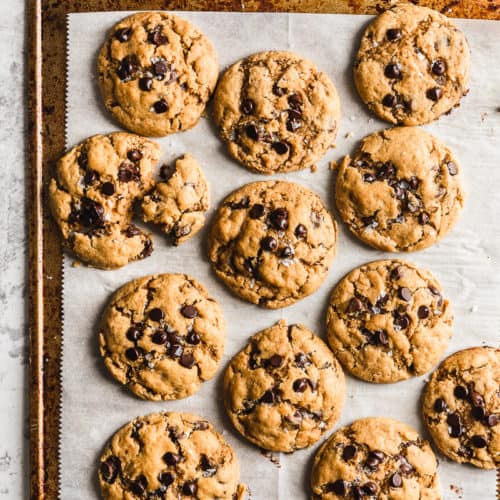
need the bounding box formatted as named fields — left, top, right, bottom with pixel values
left=207, top=181, right=337, bottom=308
left=422, top=347, right=500, bottom=469
left=48, top=133, right=160, bottom=269
left=223, top=320, right=345, bottom=453
left=326, top=259, right=452, bottom=383
left=99, top=274, right=225, bottom=400
left=335, top=127, right=465, bottom=252
left=97, top=12, right=218, bottom=137
left=212, top=51, right=341, bottom=174
left=311, top=417, right=441, bottom=499
left=353, top=3, right=470, bottom=125
left=98, top=412, right=245, bottom=500
left=142, top=154, right=209, bottom=245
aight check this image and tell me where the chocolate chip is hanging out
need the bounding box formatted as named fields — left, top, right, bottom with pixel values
left=418, top=212, right=430, bottom=225
left=78, top=151, right=88, bottom=168
left=180, top=353, right=195, bottom=368
left=200, top=455, right=217, bottom=477
left=286, top=114, right=302, bottom=132
left=390, top=472, right=403, bottom=488
left=362, top=215, right=378, bottom=228
left=272, top=84, right=286, bottom=96
left=365, top=451, right=383, bottom=470
left=386, top=28, right=402, bottom=41
left=458, top=446, right=473, bottom=458
left=447, top=412, right=461, bottom=427
left=100, top=456, right=121, bottom=484
left=159, top=471, right=174, bottom=486
left=399, top=457, right=413, bottom=474
left=391, top=266, right=403, bottom=280
left=471, top=406, right=486, bottom=420
left=101, top=182, right=115, bottom=196
left=385, top=63, right=401, bottom=79
left=342, top=445, right=357, bottom=461
left=405, top=199, right=419, bottom=212
left=293, top=378, right=309, bottom=392
left=141, top=239, right=153, bottom=258
left=363, top=173, right=376, bottom=183
left=268, top=354, right=283, bottom=368
left=447, top=413, right=463, bottom=437
left=272, top=141, right=289, bottom=155
left=487, top=414, right=499, bottom=427
left=148, top=28, right=168, bottom=46
left=346, top=297, right=363, bottom=314
left=382, top=94, right=398, bottom=107
left=240, top=99, right=255, bottom=114
left=295, top=353, right=310, bottom=368
left=153, top=99, right=169, bottom=113
left=127, top=149, right=142, bottom=162
left=117, top=55, right=138, bottom=80
left=327, top=479, right=348, bottom=495
left=245, top=123, right=260, bottom=140
left=417, top=305, right=430, bottom=319
left=426, top=87, right=443, bottom=101
left=160, top=163, right=176, bottom=181
left=115, top=27, right=132, bottom=42
left=471, top=435, right=487, bottom=448
left=447, top=161, right=458, bottom=175
left=83, top=170, right=98, bottom=186
left=294, top=224, right=307, bottom=239
left=398, top=287, right=411, bottom=301
left=362, top=481, right=378, bottom=495
left=280, top=246, right=294, bottom=258
left=376, top=330, right=389, bottom=345
left=230, top=197, right=250, bottom=209
left=393, top=314, right=410, bottom=330
left=182, top=481, right=197, bottom=496
left=186, top=331, right=200, bottom=345
left=261, top=389, right=275, bottom=404
left=153, top=59, right=169, bottom=77
left=249, top=204, right=265, bottom=219
left=139, top=76, right=153, bottom=91
left=127, top=326, right=142, bottom=342
left=470, top=390, right=485, bottom=408
left=118, top=161, right=140, bottom=182
left=270, top=208, right=289, bottom=230
left=352, top=486, right=364, bottom=499
left=409, top=176, right=419, bottom=190
left=181, top=305, right=198, bottom=318
left=125, top=347, right=141, bottom=362
left=152, top=331, right=168, bottom=345
left=163, top=452, right=181, bottom=465
left=260, top=236, right=278, bottom=252
left=454, top=385, right=468, bottom=400
left=131, top=474, right=148, bottom=495
left=79, top=197, right=105, bottom=228
left=431, top=59, right=446, bottom=76
left=288, top=93, right=303, bottom=109
left=148, top=308, right=163, bottom=322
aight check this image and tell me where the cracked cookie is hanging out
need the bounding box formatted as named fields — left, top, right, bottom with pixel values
left=99, top=412, right=245, bottom=500
left=207, top=181, right=337, bottom=308
left=99, top=274, right=225, bottom=400
left=335, top=127, right=465, bottom=252
left=311, top=417, right=441, bottom=499
left=212, top=51, right=341, bottom=173
left=353, top=3, right=470, bottom=125
left=48, top=133, right=159, bottom=269
left=326, top=259, right=452, bottom=383
left=422, top=346, right=500, bottom=469
left=142, top=154, right=209, bottom=245
left=98, top=12, right=218, bottom=137
left=223, top=320, right=345, bottom=452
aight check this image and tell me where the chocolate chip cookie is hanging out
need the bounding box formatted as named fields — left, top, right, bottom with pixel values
left=142, top=154, right=209, bottom=245
left=98, top=12, right=218, bottom=137
left=335, top=127, right=465, bottom=252
left=99, top=274, right=225, bottom=400
left=207, top=181, right=337, bottom=308
left=48, top=133, right=159, bottom=269
left=353, top=3, right=470, bottom=125
left=99, top=412, right=245, bottom=500
left=422, top=347, right=499, bottom=469
left=311, top=417, right=441, bottom=499
left=212, top=51, right=341, bottom=173
left=223, top=320, right=345, bottom=453
left=326, top=259, right=452, bottom=383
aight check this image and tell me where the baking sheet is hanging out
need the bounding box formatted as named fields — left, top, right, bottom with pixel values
left=62, top=11, right=499, bottom=499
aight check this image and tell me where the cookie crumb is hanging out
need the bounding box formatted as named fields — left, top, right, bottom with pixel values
left=71, top=260, right=82, bottom=268
left=480, top=112, right=488, bottom=122
left=344, top=131, right=354, bottom=139
left=260, top=449, right=281, bottom=468
left=310, top=164, right=317, bottom=173
left=329, top=160, right=338, bottom=171
left=470, top=304, right=478, bottom=313
left=449, top=484, right=463, bottom=498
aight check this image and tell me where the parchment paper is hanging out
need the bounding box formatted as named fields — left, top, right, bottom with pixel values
left=62, top=11, right=500, bottom=499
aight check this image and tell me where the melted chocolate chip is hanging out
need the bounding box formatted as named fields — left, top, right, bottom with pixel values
left=390, top=472, right=403, bottom=488
left=180, top=353, right=195, bottom=368
left=293, top=378, right=309, bottom=392
left=149, top=308, right=164, bottom=322
left=100, top=456, right=121, bottom=484
left=148, top=28, right=168, bottom=46
left=160, top=163, right=176, bottom=181
left=127, top=149, right=142, bottom=162
left=152, top=331, right=168, bottom=345
left=327, top=479, right=347, bottom=495
left=268, top=354, right=283, bottom=368
left=362, top=215, right=378, bottom=228
left=376, top=330, right=389, bottom=345
left=487, top=414, right=499, bottom=427
left=200, top=455, right=217, bottom=477
left=249, top=203, right=265, bottom=219
left=416, top=305, right=429, bottom=319
left=382, top=94, right=398, bottom=108
left=385, top=63, right=401, bottom=79
left=295, top=353, right=310, bottom=368
left=391, top=266, right=403, bottom=280
left=100, top=182, right=115, bottom=196
left=163, top=452, right=181, bottom=465
left=471, top=406, right=486, bottom=421
left=83, top=170, right=98, bottom=186
left=118, top=161, right=140, bottom=182
left=447, top=161, right=458, bottom=175
left=399, top=457, right=413, bottom=474
left=386, top=28, right=402, bottom=41
left=470, top=435, right=487, bottom=448
left=342, top=445, right=357, bottom=461
left=125, top=347, right=141, bottom=361
left=272, top=141, right=289, bottom=155
left=272, top=84, right=286, bottom=96
left=245, top=124, right=259, bottom=140
left=126, top=326, right=142, bottom=342
left=347, top=297, right=363, bottom=313
left=131, top=474, right=148, bottom=495
left=260, top=236, right=278, bottom=252
left=294, top=223, right=307, bottom=239
left=269, top=208, right=289, bottom=230
left=117, top=55, right=138, bottom=80
left=286, top=113, right=302, bottom=132
left=362, top=482, right=378, bottom=495
left=470, top=391, right=485, bottom=408
left=454, top=385, right=468, bottom=400
left=426, top=87, right=443, bottom=101
left=159, top=471, right=174, bottom=486
left=241, top=99, right=255, bottom=114
left=288, top=93, right=303, bottom=109
left=139, top=76, right=153, bottom=91
left=280, top=246, right=294, bottom=258
left=261, top=389, right=276, bottom=404
left=186, top=331, right=200, bottom=345
left=115, top=27, right=132, bottom=42
left=153, top=99, right=169, bottom=113
left=181, top=305, right=198, bottom=318
left=153, top=59, right=169, bottom=77
left=363, top=173, right=376, bottom=183
left=79, top=197, right=105, bottom=228
left=431, top=59, right=446, bottom=76
left=418, top=212, right=430, bottom=225
left=398, top=287, right=411, bottom=301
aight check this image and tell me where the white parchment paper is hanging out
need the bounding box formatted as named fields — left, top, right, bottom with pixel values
left=62, top=11, right=500, bottom=499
